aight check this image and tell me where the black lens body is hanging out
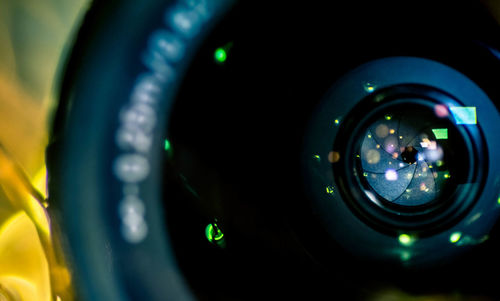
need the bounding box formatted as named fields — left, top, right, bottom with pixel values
left=48, top=1, right=500, bottom=300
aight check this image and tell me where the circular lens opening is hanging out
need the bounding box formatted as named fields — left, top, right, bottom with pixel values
left=332, top=85, right=483, bottom=235
left=358, top=103, right=469, bottom=210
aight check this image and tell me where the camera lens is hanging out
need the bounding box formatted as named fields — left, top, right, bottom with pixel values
left=49, top=1, right=500, bottom=300
left=359, top=105, right=465, bottom=208
left=302, top=54, right=498, bottom=272
left=332, top=85, right=482, bottom=235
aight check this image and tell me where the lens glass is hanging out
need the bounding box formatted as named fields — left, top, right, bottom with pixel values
left=357, top=102, right=470, bottom=209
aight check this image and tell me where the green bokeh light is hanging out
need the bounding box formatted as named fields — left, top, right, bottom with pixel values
left=398, top=234, right=415, bottom=246
left=400, top=251, right=411, bottom=261
left=214, top=48, right=227, bottom=63
left=205, top=223, right=224, bottom=245
left=432, top=128, right=448, bottom=139
left=164, top=139, right=171, bottom=151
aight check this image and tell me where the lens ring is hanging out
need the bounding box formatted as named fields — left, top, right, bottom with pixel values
left=47, top=0, right=234, bottom=299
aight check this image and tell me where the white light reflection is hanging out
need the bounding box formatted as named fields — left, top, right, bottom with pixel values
left=364, top=190, right=378, bottom=203
left=419, top=138, right=437, bottom=150
left=423, top=146, right=444, bottom=162
left=385, top=169, right=398, bottom=181
left=417, top=153, right=425, bottom=162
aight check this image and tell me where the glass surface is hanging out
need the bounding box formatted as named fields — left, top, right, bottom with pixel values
left=358, top=104, right=469, bottom=207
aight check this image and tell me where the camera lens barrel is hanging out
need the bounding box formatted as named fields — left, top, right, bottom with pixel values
left=47, top=0, right=500, bottom=299
left=47, top=0, right=234, bottom=300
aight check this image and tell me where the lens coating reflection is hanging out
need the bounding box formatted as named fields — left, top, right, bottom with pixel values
left=358, top=104, right=469, bottom=208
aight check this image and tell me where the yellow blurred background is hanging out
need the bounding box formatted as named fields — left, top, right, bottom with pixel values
left=0, top=0, right=90, bottom=175
left=0, top=1, right=89, bottom=300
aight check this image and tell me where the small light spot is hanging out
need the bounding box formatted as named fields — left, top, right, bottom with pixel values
left=164, top=139, right=172, bottom=151
left=334, top=119, right=340, bottom=125
left=385, top=114, right=392, bottom=121
left=434, top=104, right=449, bottom=117
left=398, top=234, right=415, bottom=246
left=400, top=251, right=411, bottom=261
left=313, top=155, right=321, bottom=162
left=328, top=151, right=340, bottom=163
left=214, top=47, right=227, bottom=63
left=389, top=129, right=395, bottom=134
left=444, top=172, right=451, bottom=179
left=326, top=186, right=335, bottom=195
left=364, top=82, right=376, bottom=93
left=385, top=169, right=398, bottom=181
left=450, top=232, right=462, bottom=244
left=205, top=223, right=225, bottom=245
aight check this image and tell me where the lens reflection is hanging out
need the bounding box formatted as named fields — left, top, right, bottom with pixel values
left=358, top=104, right=468, bottom=207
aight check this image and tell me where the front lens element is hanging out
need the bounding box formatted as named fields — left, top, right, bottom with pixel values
left=358, top=104, right=469, bottom=208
